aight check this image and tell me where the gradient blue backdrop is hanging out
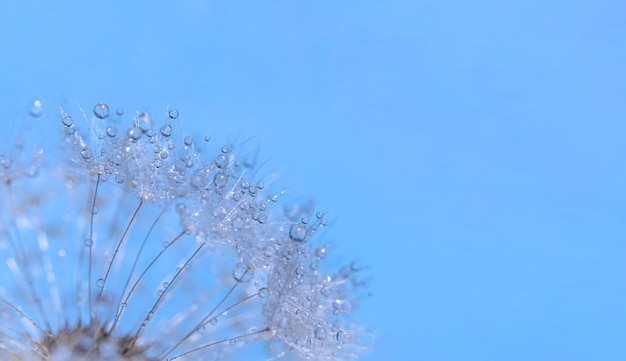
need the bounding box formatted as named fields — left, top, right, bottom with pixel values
left=1, top=1, right=625, bottom=360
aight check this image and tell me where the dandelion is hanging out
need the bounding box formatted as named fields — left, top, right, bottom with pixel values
left=0, top=102, right=368, bottom=360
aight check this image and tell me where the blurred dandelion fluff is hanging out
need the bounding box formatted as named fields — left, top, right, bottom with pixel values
left=0, top=102, right=368, bottom=360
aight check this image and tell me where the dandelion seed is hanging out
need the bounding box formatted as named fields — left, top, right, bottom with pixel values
left=0, top=101, right=369, bottom=360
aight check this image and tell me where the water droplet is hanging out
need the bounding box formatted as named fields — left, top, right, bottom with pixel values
left=213, top=173, right=227, bottom=187
left=116, top=107, right=124, bottom=115
left=91, top=206, right=99, bottom=214
left=204, top=134, right=211, bottom=142
left=29, top=100, right=43, bottom=118
left=106, top=126, right=118, bottom=137
left=160, top=150, right=169, bottom=159
left=62, top=116, right=74, bottom=127
left=128, top=127, right=142, bottom=142
left=96, top=279, right=104, bottom=288
left=167, top=108, right=179, bottom=119
left=301, top=217, right=309, bottom=225
left=81, top=148, right=92, bottom=160
left=93, top=103, right=109, bottom=119
left=314, top=327, right=325, bottom=339
left=316, top=211, right=324, bottom=219
left=295, top=264, right=306, bottom=276
left=160, top=124, right=173, bottom=137
left=316, top=247, right=327, bottom=259
left=289, top=224, right=307, bottom=242
left=232, top=262, right=252, bottom=282
left=162, top=282, right=169, bottom=288
left=258, top=215, right=267, bottom=224
left=336, top=330, right=346, bottom=342
left=213, top=154, right=227, bottom=168
left=136, top=112, right=152, bottom=132
left=184, top=136, right=193, bottom=146
left=209, top=318, right=218, bottom=326
left=157, top=290, right=164, bottom=296
left=258, top=287, right=269, bottom=298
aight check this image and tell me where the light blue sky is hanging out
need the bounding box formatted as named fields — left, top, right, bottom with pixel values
left=1, top=1, right=625, bottom=360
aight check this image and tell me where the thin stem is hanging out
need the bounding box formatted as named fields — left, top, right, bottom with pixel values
left=110, top=229, right=186, bottom=333
left=1, top=184, right=51, bottom=331
left=99, top=199, right=143, bottom=296
left=161, top=271, right=253, bottom=359
left=132, top=241, right=206, bottom=344
left=109, top=204, right=170, bottom=333
left=167, top=327, right=269, bottom=361
left=87, top=173, right=101, bottom=323
left=0, top=298, right=51, bottom=337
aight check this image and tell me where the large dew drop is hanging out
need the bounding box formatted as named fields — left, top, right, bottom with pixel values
left=289, top=224, right=307, bottom=242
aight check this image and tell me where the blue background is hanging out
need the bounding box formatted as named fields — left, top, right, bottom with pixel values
left=1, top=1, right=625, bottom=360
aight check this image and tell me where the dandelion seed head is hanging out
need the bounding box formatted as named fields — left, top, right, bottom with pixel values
left=0, top=101, right=369, bottom=361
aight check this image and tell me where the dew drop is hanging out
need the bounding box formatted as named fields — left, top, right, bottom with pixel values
left=289, top=224, right=307, bottom=242
left=258, top=287, right=269, bottom=298
left=84, top=239, right=93, bottom=247
left=316, top=247, right=327, bottom=259
left=128, top=127, right=142, bottom=142
left=214, top=154, right=228, bottom=168
left=160, top=124, right=172, bottom=137
left=295, top=264, right=306, bottom=277
left=136, top=112, right=152, bottom=132
left=336, top=330, right=346, bottom=343
left=62, top=116, right=74, bottom=127
left=209, top=318, right=218, bottom=326
left=314, top=327, right=325, bottom=339
left=93, top=103, right=109, bottom=119
left=184, top=136, right=193, bottom=146
left=29, top=100, right=43, bottom=118
left=232, top=262, right=252, bottom=282
left=96, top=279, right=104, bottom=288
left=80, top=148, right=92, bottom=160
left=167, top=108, right=179, bottom=119
left=106, top=126, right=118, bottom=137
left=213, top=173, right=227, bottom=187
